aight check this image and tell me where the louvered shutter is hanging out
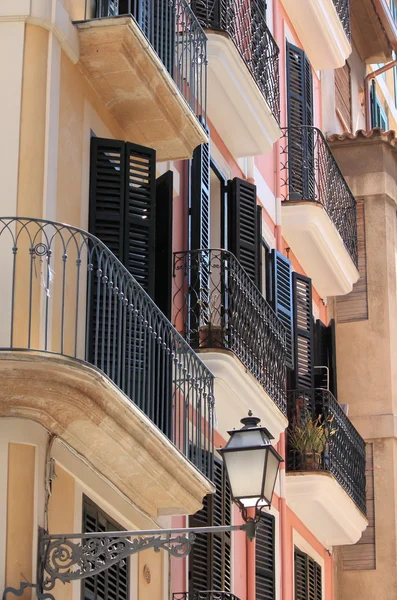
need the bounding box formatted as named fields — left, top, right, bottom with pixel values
left=286, top=43, right=314, bottom=200
left=190, top=131, right=211, bottom=346
left=189, top=457, right=231, bottom=593
left=124, top=142, right=156, bottom=297
left=191, top=131, right=210, bottom=252
left=212, top=458, right=232, bottom=591
left=155, top=171, right=173, bottom=319
left=256, top=513, right=275, bottom=600
left=189, top=495, right=211, bottom=593
left=294, top=547, right=322, bottom=600
left=88, top=138, right=126, bottom=376
left=314, top=319, right=337, bottom=397
left=271, top=250, right=294, bottom=369
left=292, top=273, right=314, bottom=390
left=89, top=138, right=126, bottom=258
left=228, top=178, right=260, bottom=287
left=294, top=548, right=307, bottom=600
left=83, top=498, right=129, bottom=600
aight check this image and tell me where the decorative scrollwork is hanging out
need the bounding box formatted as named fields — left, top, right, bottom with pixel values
left=39, top=532, right=195, bottom=591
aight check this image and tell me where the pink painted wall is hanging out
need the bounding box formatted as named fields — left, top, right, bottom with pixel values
left=169, top=1, right=332, bottom=597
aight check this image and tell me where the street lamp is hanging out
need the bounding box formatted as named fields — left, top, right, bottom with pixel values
left=219, top=411, right=283, bottom=539
left=2, top=413, right=283, bottom=600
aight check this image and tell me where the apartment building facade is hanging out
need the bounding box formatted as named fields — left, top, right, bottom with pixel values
left=0, top=0, right=389, bottom=600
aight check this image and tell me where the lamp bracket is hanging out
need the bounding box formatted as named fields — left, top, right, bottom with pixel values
left=2, top=524, right=247, bottom=600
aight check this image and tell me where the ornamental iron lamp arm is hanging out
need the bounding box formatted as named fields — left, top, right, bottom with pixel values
left=2, top=525, right=249, bottom=600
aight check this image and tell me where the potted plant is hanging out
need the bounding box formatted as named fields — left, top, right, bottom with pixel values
left=289, top=410, right=336, bottom=471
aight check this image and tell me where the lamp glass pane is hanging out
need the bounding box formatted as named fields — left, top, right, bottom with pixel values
left=227, top=429, right=265, bottom=449
left=263, top=450, right=281, bottom=504
left=223, top=448, right=266, bottom=499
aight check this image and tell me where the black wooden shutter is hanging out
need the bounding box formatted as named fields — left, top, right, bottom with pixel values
left=271, top=250, right=294, bottom=370
left=89, top=138, right=126, bottom=259
left=286, top=43, right=314, bottom=200
left=228, top=177, right=260, bottom=287
left=89, top=138, right=156, bottom=296
left=189, top=458, right=231, bottom=593
left=292, top=273, right=314, bottom=390
left=88, top=138, right=127, bottom=375
left=155, top=171, right=173, bottom=319
left=124, top=142, right=156, bottom=297
left=83, top=497, right=129, bottom=600
left=212, top=458, right=232, bottom=591
left=256, top=512, right=275, bottom=600
left=294, top=548, right=322, bottom=600
left=314, top=318, right=338, bottom=397
left=191, top=131, right=210, bottom=251
left=189, top=495, right=211, bottom=593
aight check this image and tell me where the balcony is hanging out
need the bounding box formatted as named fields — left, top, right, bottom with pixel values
left=0, top=217, right=215, bottom=516
left=350, top=0, right=397, bottom=62
left=173, top=593, right=241, bottom=600
left=280, top=127, right=359, bottom=297
left=173, top=249, right=288, bottom=442
left=280, top=0, right=351, bottom=69
left=286, top=389, right=368, bottom=546
left=190, top=0, right=281, bottom=157
left=74, top=0, right=208, bottom=161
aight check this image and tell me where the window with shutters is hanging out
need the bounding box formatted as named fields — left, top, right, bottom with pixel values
left=89, top=137, right=156, bottom=297
left=82, top=497, right=129, bottom=600
left=294, top=547, right=322, bottom=600
left=189, top=457, right=232, bottom=593
left=256, top=512, right=275, bottom=600
left=286, top=43, right=314, bottom=201
left=335, top=62, right=352, bottom=132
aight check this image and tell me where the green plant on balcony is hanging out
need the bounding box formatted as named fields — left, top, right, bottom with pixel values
left=289, top=410, right=336, bottom=470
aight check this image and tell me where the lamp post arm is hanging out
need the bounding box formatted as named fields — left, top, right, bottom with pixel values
left=1, top=524, right=251, bottom=600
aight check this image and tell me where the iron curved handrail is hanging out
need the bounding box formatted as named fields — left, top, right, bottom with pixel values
left=0, top=216, right=215, bottom=481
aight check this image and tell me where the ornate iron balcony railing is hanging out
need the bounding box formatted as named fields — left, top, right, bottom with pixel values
left=190, top=0, right=280, bottom=122
left=81, top=0, right=208, bottom=126
left=287, top=388, right=366, bottom=515
left=0, top=217, right=215, bottom=481
left=173, top=249, right=287, bottom=414
left=280, top=126, right=358, bottom=267
left=173, top=593, right=241, bottom=600
left=333, top=0, right=351, bottom=40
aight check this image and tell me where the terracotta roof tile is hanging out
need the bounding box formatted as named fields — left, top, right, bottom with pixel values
left=327, top=127, right=397, bottom=147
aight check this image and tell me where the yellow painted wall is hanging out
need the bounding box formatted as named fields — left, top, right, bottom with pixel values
left=48, top=463, right=75, bottom=600
left=5, top=443, right=35, bottom=600
left=17, top=25, right=48, bottom=218
left=138, top=548, right=164, bottom=600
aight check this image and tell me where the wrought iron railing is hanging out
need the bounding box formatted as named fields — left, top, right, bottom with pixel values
left=287, top=388, right=366, bottom=514
left=0, top=217, right=215, bottom=481
left=190, top=0, right=280, bottom=122
left=173, top=593, right=241, bottom=600
left=333, top=0, right=351, bottom=40
left=173, top=249, right=287, bottom=414
left=280, top=126, right=358, bottom=267
left=80, top=0, right=208, bottom=125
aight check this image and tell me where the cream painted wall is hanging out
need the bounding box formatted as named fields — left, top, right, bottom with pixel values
left=321, top=44, right=366, bottom=136
left=0, top=22, right=25, bottom=213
